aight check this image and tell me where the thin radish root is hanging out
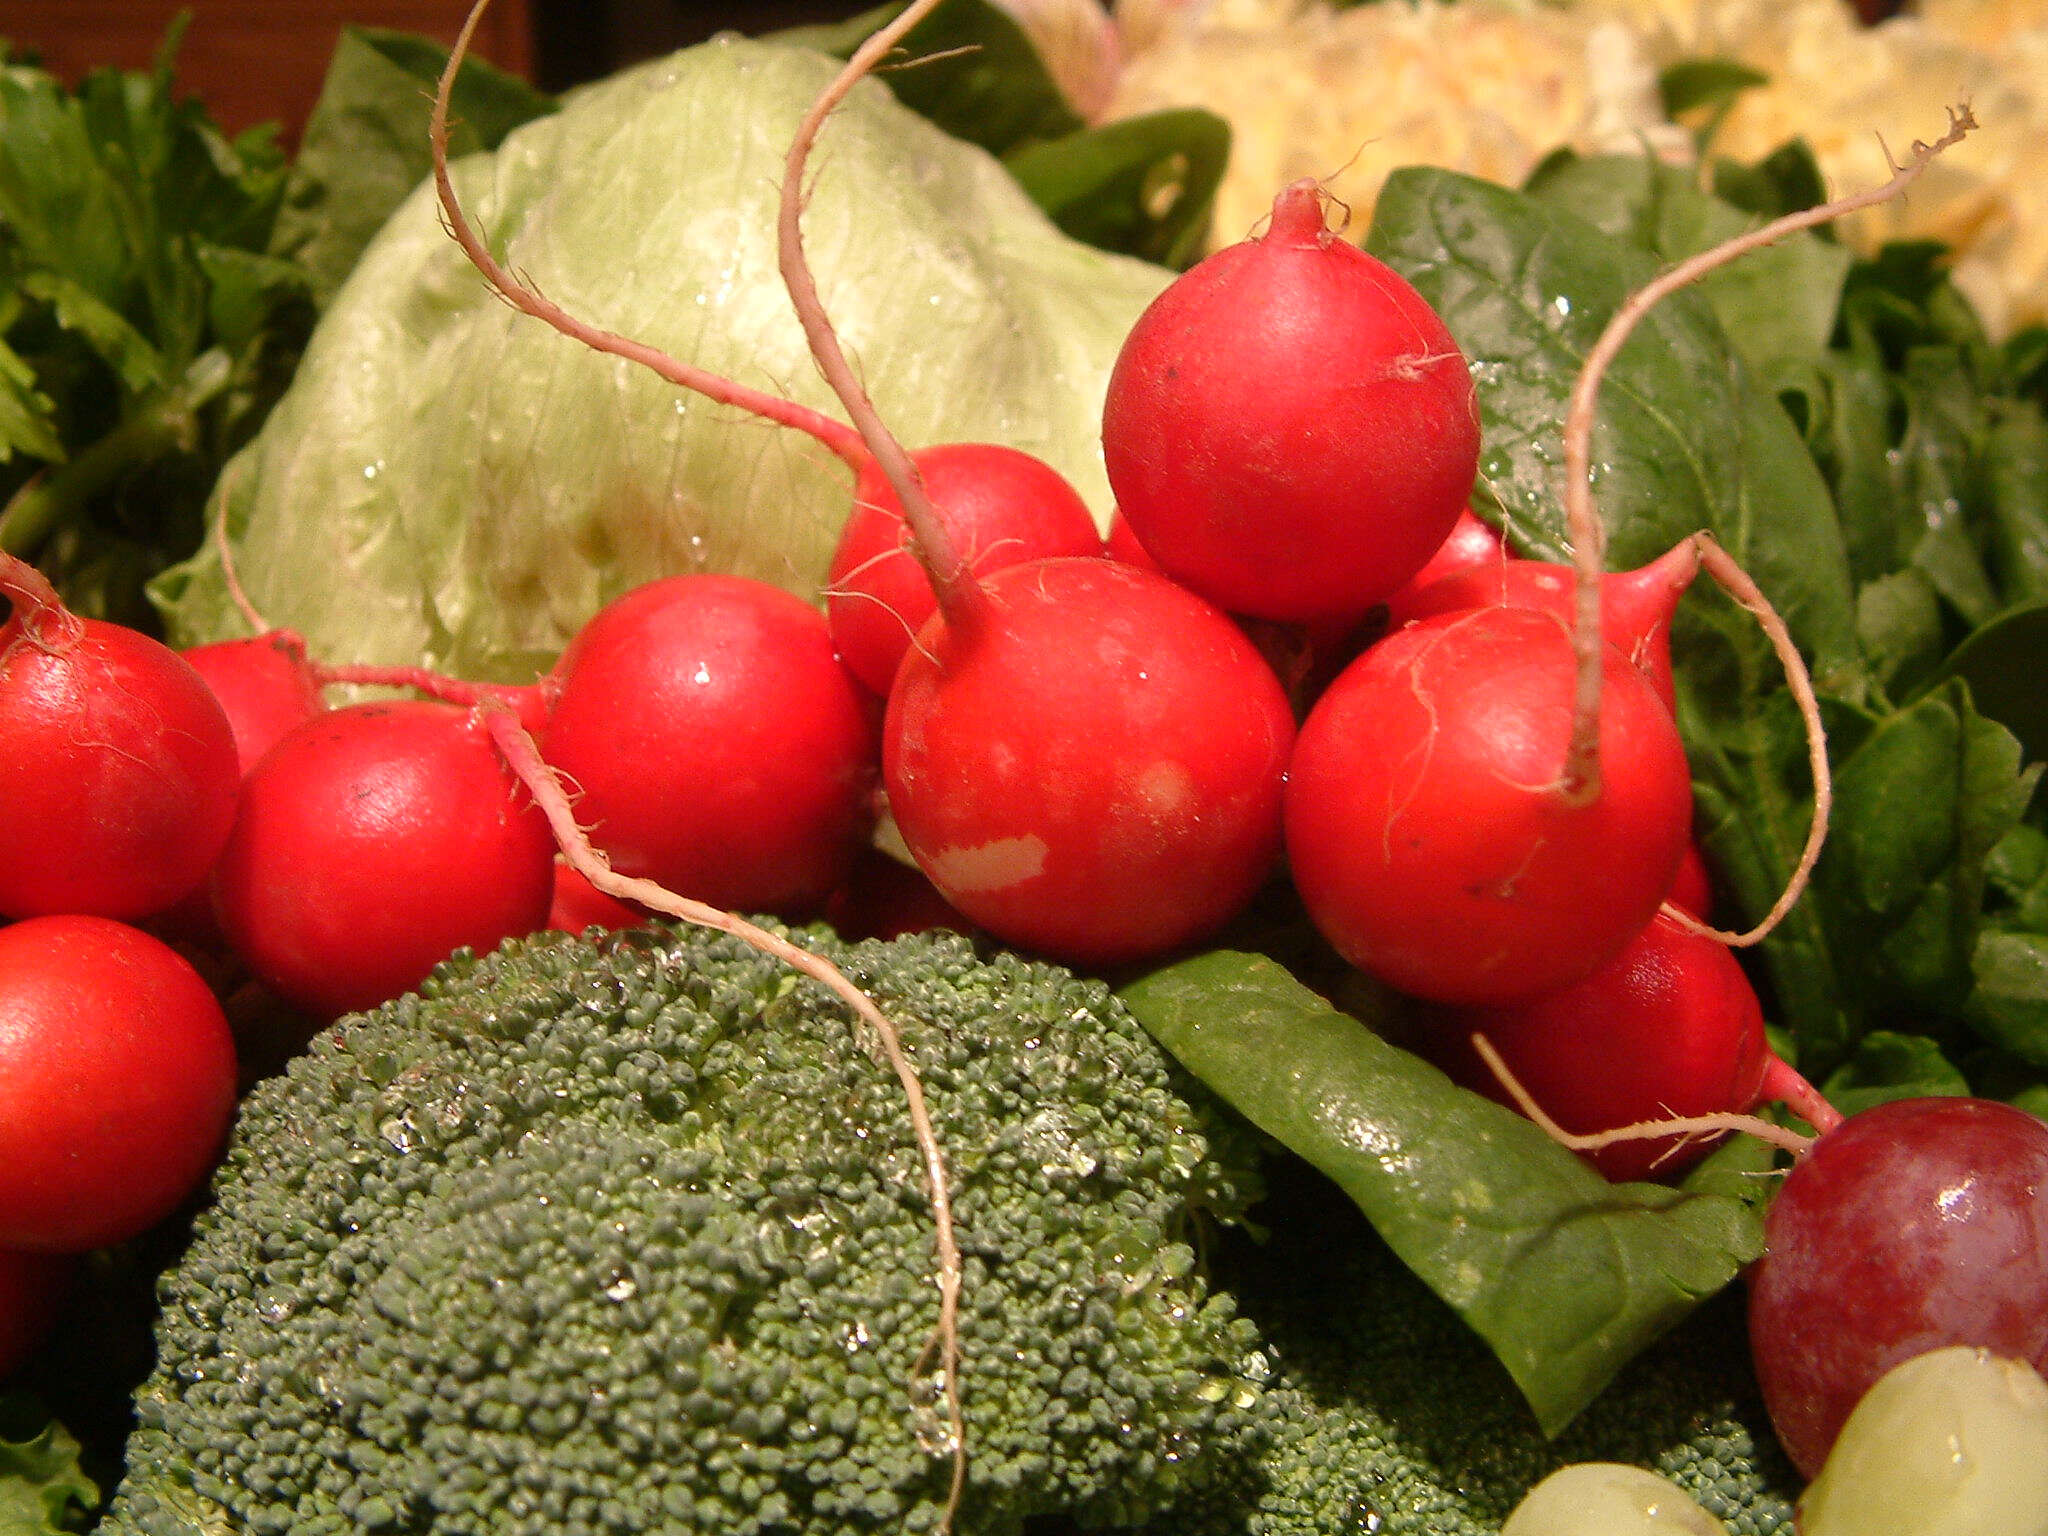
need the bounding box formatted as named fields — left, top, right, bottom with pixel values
left=1661, top=534, right=1834, bottom=949
left=1554, top=107, right=1975, bottom=940
left=310, top=660, right=537, bottom=712
left=0, top=551, right=84, bottom=652
left=436, top=4, right=969, bottom=1521
left=770, top=1, right=970, bottom=1521
left=774, top=0, right=979, bottom=626
left=486, top=707, right=968, bottom=1528
left=431, top=0, right=867, bottom=468
left=1471, top=1033, right=1819, bottom=1163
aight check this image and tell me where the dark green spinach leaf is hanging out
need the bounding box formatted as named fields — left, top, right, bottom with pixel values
left=1005, top=109, right=1228, bottom=270
left=1119, top=951, right=1768, bottom=1435
left=270, top=28, right=555, bottom=306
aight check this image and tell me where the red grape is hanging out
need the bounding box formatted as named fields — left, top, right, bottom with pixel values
left=1746, top=1096, right=2048, bottom=1478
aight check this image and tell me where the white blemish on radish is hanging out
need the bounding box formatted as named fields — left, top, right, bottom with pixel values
left=1133, top=760, right=1194, bottom=818
left=925, top=836, right=1050, bottom=894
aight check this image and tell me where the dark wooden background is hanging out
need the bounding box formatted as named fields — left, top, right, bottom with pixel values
left=0, top=1, right=877, bottom=140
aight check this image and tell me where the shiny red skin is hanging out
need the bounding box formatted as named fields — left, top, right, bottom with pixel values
left=1747, top=1096, right=2048, bottom=1479
left=540, top=576, right=878, bottom=917
left=1381, top=506, right=1503, bottom=619
left=0, top=1245, right=72, bottom=1376
left=1426, top=911, right=1769, bottom=1182
left=0, top=616, right=239, bottom=920
left=1285, top=607, right=1694, bottom=1004
left=827, top=444, right=1104, bottom=696
left=546, top=860, right=651, bottom=935
left=1385, top=542, right=1698, bottom=708
left=1103, top=507, right=1163, bottom=573
left=885, top=557, right=1295, bottom=965
left=179, top=632, right=326, bottom=773
left=212, top=700, right=555, bottom=1018
left=824, top=848, right=972, bottom=942
left=0, top=916, right=237, bottom=1252
left=1667, top=841, right=1713, bottom=919
left=1102, top=181, right=1479, bottom=622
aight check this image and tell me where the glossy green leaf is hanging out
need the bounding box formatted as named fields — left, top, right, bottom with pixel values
left=1820, top=1030, right=1971, bottom=1116
left=1970, top=932, right=2048, bottom=1070
left=0, top=1395, right=98, bottom=1535
left=1927, top=602, right=2048, bottom=765
left=1364, top=167, right=1857, bottom=681
left=773, top=0, right=1082, bottom=157
left=1524, top=152, right=1851, bottom=367
left=1659, top=58, right=1768, bottom=120
left=269, top=28, right=556, bottom=306
left=1005, top=109, right=1229, bottom=269
left=1816, top=681, right=2042, bottom=1045
left=1119, top=951, right=1767, bottom=1436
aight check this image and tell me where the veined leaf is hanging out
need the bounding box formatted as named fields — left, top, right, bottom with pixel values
left=1120, top=951, right=1767, bottom=1436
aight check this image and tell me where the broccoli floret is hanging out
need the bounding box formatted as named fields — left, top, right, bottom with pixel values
left=1135, top=1162, right=1802, bottom=1536
left=101, top=925, right=1276, bottom=1536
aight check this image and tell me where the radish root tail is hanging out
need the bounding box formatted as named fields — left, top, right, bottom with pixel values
left=1471, top=1033, right=1818, bottom=1162
left=484, top=705, right=969, bottom=1534
left=773, top=0, right=985, bottom=632
left=1661, top=534, right=1834, bottom=949
left=0, top=551, right=83, bottom=653
left=431, top=0, right=867, bottom=467
left=1556, top=106, right=1977, bottom=807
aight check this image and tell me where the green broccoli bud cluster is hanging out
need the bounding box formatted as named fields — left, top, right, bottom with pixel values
left=1135, top=1162, right=1801, bottom=1536
left=103, top=925, right=1274, bottom=1536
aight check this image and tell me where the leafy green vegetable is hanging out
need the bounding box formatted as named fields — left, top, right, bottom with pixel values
left=271, top=28, right=556, bottom=306
left=770, top=0, right=1081, bottom=158
left=1006, top=109, right=1230, bottom=270
left=154, top=37, right=1167, bottom=681
left=1129, top=151, right=2046, bottom=1431
left=1820, top=1030, right=1972, bottom=1117
left=0, top=1395, right=97, bottom=1535
left=776, top=0, right=1228, bottom=266
left=1524, top=152, right=1852, bottom=368
left=0, top=24, right=313, bottom=629
left=1118, top=951, right=1768, bottom=1435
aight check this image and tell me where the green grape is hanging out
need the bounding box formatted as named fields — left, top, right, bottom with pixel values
left=1501, top=1463, right=1723, bottom=1536
left=1799, top=1347, right=2048, bottom=1536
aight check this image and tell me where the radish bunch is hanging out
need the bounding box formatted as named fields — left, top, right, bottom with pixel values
left=0, top=557, right=243, bottom=1370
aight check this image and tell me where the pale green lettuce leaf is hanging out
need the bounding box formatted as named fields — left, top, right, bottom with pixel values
left=154, top=37, right=1166, bottom=681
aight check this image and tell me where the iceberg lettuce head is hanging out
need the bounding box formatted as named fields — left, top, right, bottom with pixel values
left=155, top=36, right=1167, bottom=681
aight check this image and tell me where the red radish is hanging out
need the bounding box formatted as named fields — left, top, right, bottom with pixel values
left=885, top=557, right=1295, bottom=965
left=547, top=858, right=651, bottom=934
left=1747, top=1096, right=2048, bottom=1477
left=824, top=847, right=971, bottom=942
left=211, top=699, right=555, bottom=1018
left=1426, top=910, right=1770, bottom=1181
left=180, top=630, right=326, bottom=773
left=425, top=34, right=1111, bottom=691
left=1101, top=179, right=1480, bottom=622
left=539, top=575, right=879, bottom=916
left=0, top=556, right=240, bottom=922
left=827, top=443, right=1106, bottom=695
left=1384, top=540, right=1700, bottom=707
left=0, top=1246, right=71, bottom=1376
left=1285, top=606, right=1693, bottom=1004
left=1104, top=507, right=1163, bottom=572
left=1667, top=840, right=1714, bottom=919
left=1382, top=506, right=1503, bottom=619
left=0, top=916, right=237, bottom=1253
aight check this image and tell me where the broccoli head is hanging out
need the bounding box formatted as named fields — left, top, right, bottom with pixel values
left=102, top=925, right=1275, bottom=1536
left=1135, top=1160, right=1802, bottom=1536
